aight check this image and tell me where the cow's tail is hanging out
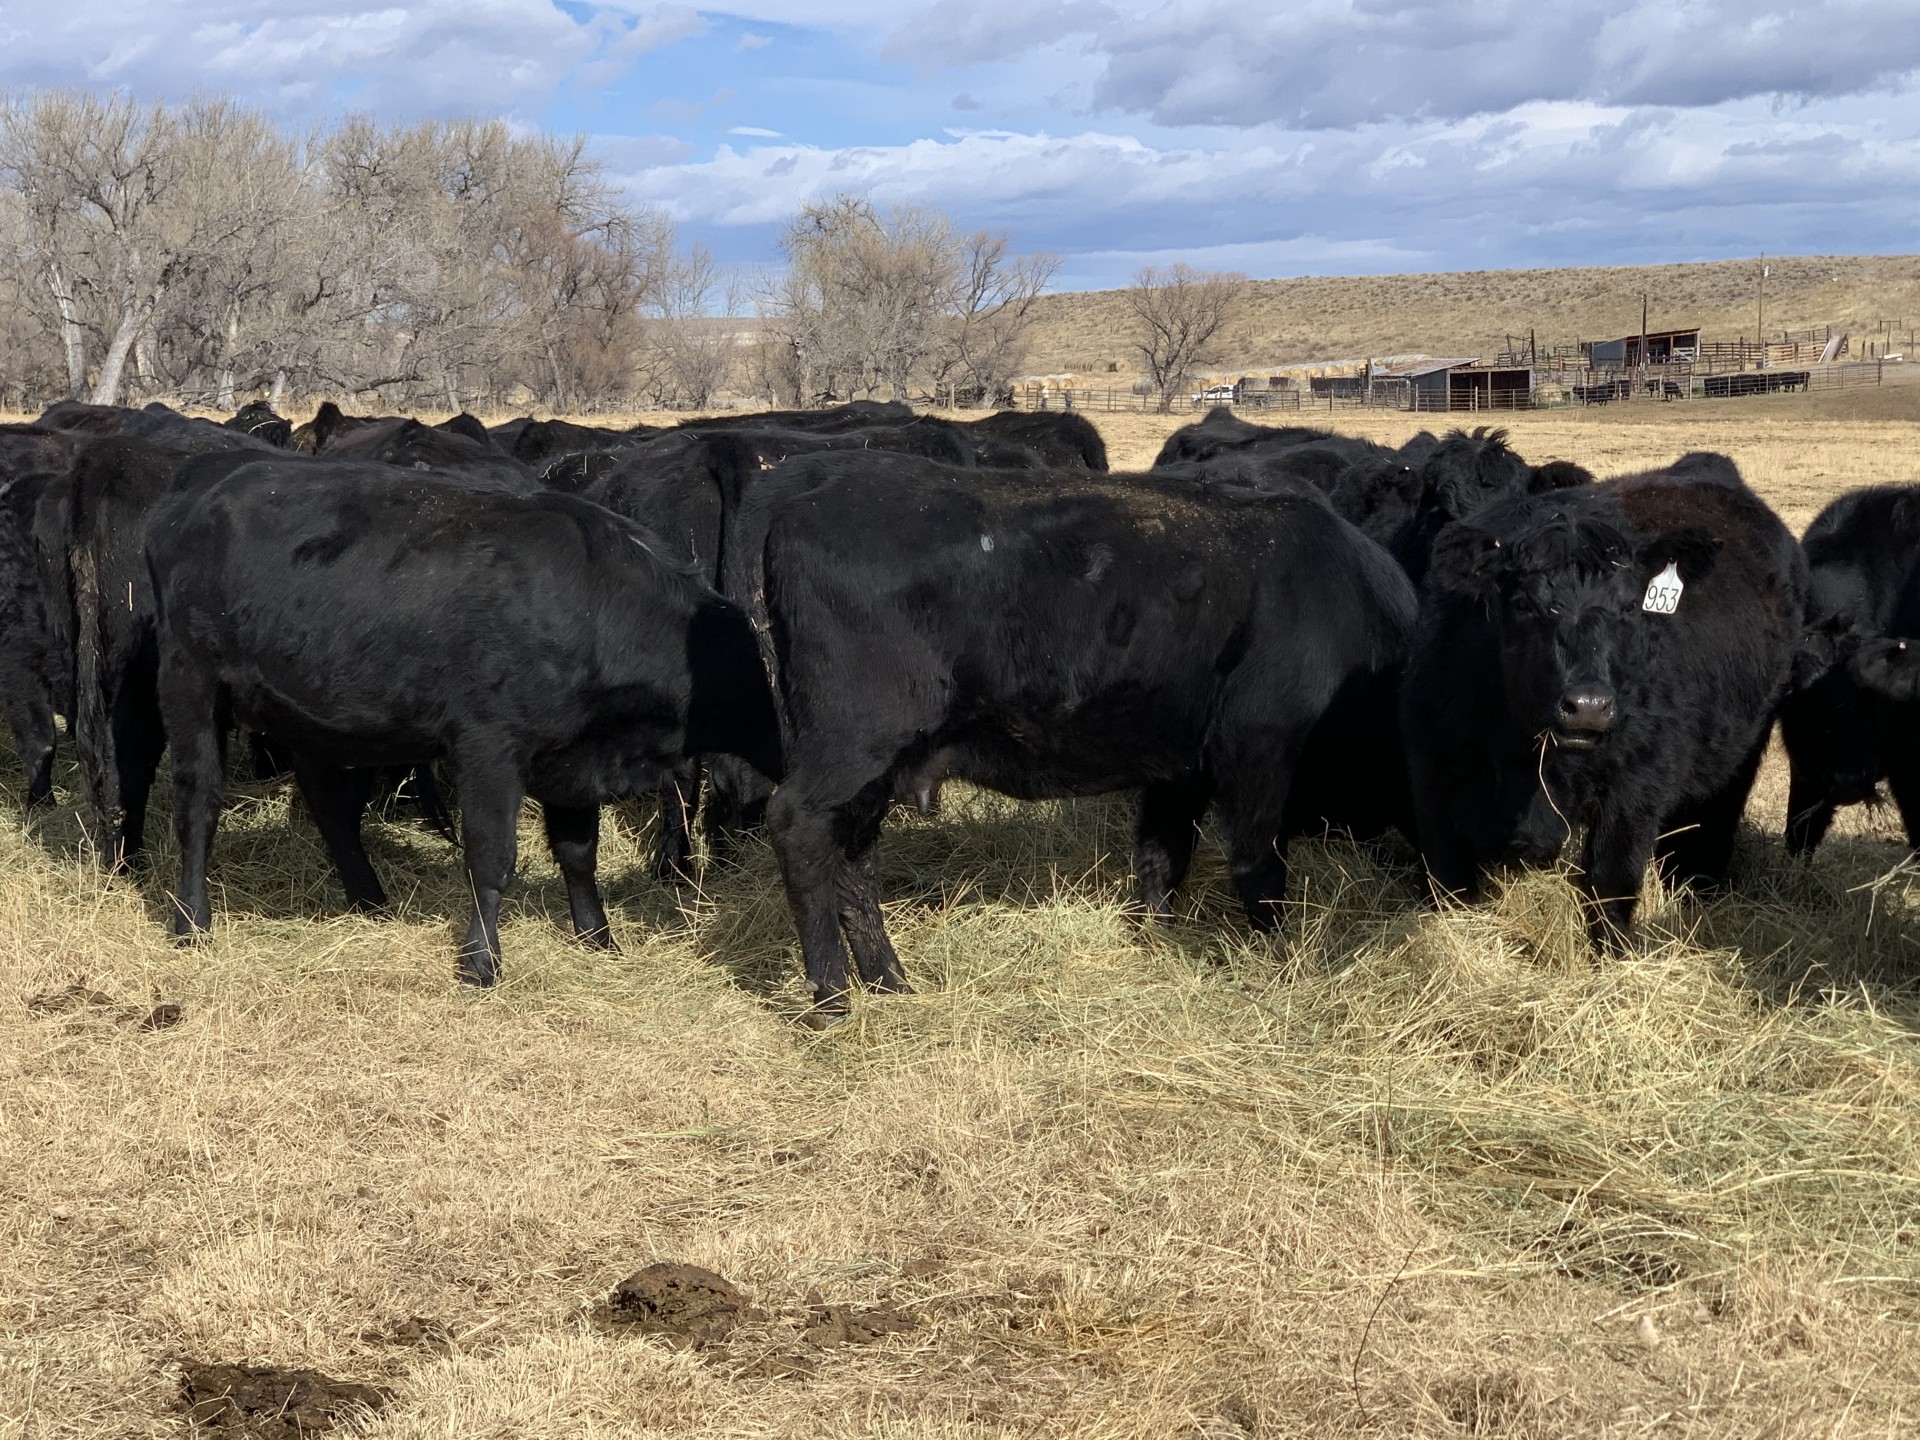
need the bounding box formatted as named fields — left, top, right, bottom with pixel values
left=69, top=529, right=119, bottom=854
left=717, top=484, right=790, bottom=747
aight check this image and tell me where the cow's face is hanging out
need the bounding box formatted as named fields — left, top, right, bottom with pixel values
left=1330, top=458, right=1423, bottom=544
left=1431, top=515, right=1719, bottom=751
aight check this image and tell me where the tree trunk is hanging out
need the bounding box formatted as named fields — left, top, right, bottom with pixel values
left=92, top=301, right=152, bottom=407
left=134, top=330, right=156, bottom=396
left=545, top=344, right=567, bottom=414
left=46, top=263, right=87, bottom=398
left=215, top=302, right=241, bottom=410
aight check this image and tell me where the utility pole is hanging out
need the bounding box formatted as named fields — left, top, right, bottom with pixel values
left=1757, top=254, right=1768, bottom=367
left=1641, top=291, right=1649, bottom=375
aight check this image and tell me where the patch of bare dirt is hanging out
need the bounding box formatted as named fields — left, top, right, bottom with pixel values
left=801, top=1300, right=918, bottom=1347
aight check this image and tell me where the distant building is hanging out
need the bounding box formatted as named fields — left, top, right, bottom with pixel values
left=1374, top=357, right=1533, bottom=411
left=1586, top=327, right=1701, bottom=367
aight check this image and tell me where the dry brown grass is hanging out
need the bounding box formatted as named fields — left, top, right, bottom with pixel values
left=1023, top=253, right=1920, bottom=380
left=7, top=410, right=1920, bottom=1437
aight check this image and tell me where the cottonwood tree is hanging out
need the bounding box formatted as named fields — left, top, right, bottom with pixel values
left=931, top=230, right=1058, bottom=406
left=1127, top=263, right=1247, bottom=412
left=764, top=195, right=1055, bottom=406
left=638, top=243, right=742, bottom=409
left=0, top=94, right=701, bottom=413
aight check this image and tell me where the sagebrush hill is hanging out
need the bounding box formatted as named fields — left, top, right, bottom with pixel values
left=1021, top=254, right=1920, bottom=377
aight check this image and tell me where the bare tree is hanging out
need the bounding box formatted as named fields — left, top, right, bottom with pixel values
left=769, top=197, right=959, bottom=402
left=640, top=244, right=742, bottom=409
left=765, top=195, right=1055, bottom=407
left=0, top=92, right=900, bottom=415
left=935, top=231, right=1058, bottom=406
left=1126, top=263, right=1247, bottom=412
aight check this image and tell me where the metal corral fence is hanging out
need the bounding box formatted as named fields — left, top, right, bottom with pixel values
left=1002, top=383, right=1308, bottom=415
left=1007, top=360, right=1885, bottom=415
left=1542, top=360, right=1884, bottom=408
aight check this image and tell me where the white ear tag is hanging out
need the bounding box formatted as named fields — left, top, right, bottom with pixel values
left=1642, top=562, right=1684, bottom=615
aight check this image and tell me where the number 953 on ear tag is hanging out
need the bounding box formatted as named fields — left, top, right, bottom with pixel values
left=1642, top=562, right=1684, bottom=615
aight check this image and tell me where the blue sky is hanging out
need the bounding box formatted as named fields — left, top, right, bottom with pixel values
left=7, top=1, right=1920, bottom=289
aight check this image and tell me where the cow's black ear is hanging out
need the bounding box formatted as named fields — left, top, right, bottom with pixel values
left=1391, top=464, right=1424, bottom=500
left=1638, top=526, right=1720, bottom=583
left=310, top=401, right=345, bottom=445
left=1852, top=636, right=1920, bottom=702
left=1427, top=523, right=1506, bottom=596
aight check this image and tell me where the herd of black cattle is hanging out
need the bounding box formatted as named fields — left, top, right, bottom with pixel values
left=0, top=396, right=1916, bottom=1019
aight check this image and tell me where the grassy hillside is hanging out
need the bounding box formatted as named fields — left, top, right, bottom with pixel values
left=8, top=410, right=1920, bottom=1436
left=1022, top=254, right=1920, bottom=379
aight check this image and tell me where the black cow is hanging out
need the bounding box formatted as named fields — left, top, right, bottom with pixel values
left=1572, top=378, right=1632, bottom=405
left=1393, top=426, right=1533, bottom=560
left=959, top=411, right=1107, bottom=470
left=1779, top=485, right=1920, bottom=854
left=581, top=422, right=983, bottom=876
left=37, top=429, right=282, bottom=863
left=319, top=417, right=537, bottom=490
left=290, top=401, right=377, bottom=453
left=146, top=462, right=781, bottom=983
left=224, top=401, right=294, bottom=447
left=1320, top=431, right=1450, bottom=541
left=36, top=400, right=270, bottom=454
left=677, top=400, right=913, bottom=434
left=722, top=453, right=1417, bottom=1020
left=1402, top=452, right=1804, bottom=940
left=501, top=418, right=660, bottom=469
left=1849, top=572, right=1920, bottom=707
left=1529, top=459, right=1596, bottom=493
left=0, top=426, right=78, bottom=807
left=1326, top=426, right=1520, bottom=564
left=1153, top=407, right=1388, bottom=471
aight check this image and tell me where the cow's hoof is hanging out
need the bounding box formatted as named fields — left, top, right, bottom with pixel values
left=798, top=1000, right=850, bottom=1030
left=869, top=974, right=914, bottom=996
left=456, top=957, right=500, bottom=988
left=577, top=928, right=620, bottom=953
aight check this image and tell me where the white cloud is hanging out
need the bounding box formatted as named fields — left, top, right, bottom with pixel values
left=880, top=0, right=1113, bottom=67
left=608, top=4, right=708, bottom=59
left=728, top=125, right=783, bottom=136
left=0, top=0, right=707, bottom=118
left=736, top=31, right=773, bottom=51
left=619, top=100, right=1920, bottom=282
left=880, top=0, right=1920, bottom=130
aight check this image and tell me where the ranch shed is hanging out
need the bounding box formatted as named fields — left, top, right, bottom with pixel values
left=1378, top=358, right=1533, bottom=411
left=1588, top=327, right=1701, bottom=367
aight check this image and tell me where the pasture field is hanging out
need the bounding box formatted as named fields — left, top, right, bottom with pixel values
left=9, top=404, right=1920, bottom=1437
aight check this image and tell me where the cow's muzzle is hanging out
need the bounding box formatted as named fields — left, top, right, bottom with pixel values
left=1553, top=684, right=1617, bottom=750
